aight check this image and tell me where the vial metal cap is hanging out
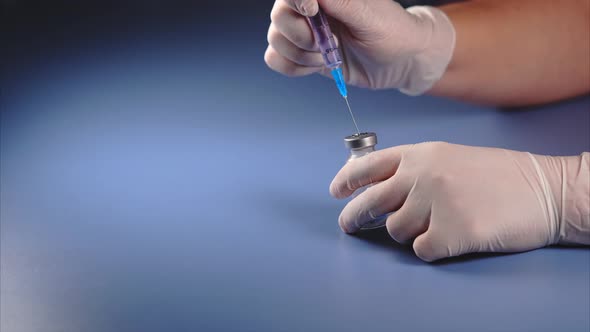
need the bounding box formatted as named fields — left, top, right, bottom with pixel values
left=344, top=132, right=377, bottom=149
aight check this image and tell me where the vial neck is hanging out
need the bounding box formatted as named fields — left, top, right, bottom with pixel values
left=349, top=146, right=375, bottom=159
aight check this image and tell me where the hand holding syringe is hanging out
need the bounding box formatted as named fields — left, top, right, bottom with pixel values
left=266, top=0, right=455, bottom=98
left=306, top=7, right=360, bottom=135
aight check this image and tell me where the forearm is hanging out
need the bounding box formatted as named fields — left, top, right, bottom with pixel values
left=429, top=0, right=590, bottom=107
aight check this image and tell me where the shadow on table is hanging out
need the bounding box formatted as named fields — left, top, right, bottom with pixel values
left=258, top=190, right=424, bottom=264
left=348, top=227, right=423, bottom=265
left=348, top=229, right=535, bottom=268
left=429, top=246, right=590, bottom=278
left=256, top=190, right=590, bottom=272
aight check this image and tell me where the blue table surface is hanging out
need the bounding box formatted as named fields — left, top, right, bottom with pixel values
left=2, top=20, right=590, bottom=332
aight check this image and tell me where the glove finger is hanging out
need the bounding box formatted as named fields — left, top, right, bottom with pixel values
left=330, top=144, right=413, bottom=199
left=338, top=172, right=413, bottom=234
left=271, top=0, right=319, bottom=51
left=413, top=230, right=449, bottom=262
left=281, top=0, right=319, bottom=16
left=385, top=191, right=430, bottom=244
left=265, top=46, right=323, bottom=77
left=268, top=24, right=325, bottom=67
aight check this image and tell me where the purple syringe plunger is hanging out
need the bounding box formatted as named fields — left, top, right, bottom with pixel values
left=307, top=7, right=358, bottom=134
left=307, top=7, right=348, bottom=98
left=307, top=8, right=342, bottom=69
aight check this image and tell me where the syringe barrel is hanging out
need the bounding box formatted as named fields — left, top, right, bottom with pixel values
left=307, top=8, right=342, bottom=69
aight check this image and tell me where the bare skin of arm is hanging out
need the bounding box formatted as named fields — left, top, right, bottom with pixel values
left=430, top=0, right=590, bottom=107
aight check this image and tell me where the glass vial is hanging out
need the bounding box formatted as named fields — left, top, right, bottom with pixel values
left=343, top=132, right=387, bottom=230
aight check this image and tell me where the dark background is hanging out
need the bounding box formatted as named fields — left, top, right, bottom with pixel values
left=2, top=0, right=437, bottom=71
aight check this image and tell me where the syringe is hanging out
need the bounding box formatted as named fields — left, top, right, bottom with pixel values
left=307, top=8, right=360, bottom=135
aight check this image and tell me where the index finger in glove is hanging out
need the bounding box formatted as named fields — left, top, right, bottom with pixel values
left=281, top=0, right=319, bottom=16
left=330, top=144, right=412, bottom=199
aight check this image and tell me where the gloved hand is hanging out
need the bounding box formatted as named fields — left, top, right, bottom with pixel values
left=330, top=142, right=590, bottom=262
left=265, top=0, right=456, bottom=95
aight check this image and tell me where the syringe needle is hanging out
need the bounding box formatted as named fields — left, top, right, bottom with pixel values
left=307, top=8, right=361, bottom=135
left=344, top=96, right=360, bottom=135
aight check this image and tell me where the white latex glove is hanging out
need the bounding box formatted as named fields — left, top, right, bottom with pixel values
left=265, top=0, right=456, bottom=95
left=330, top=142, right=590, bottom=262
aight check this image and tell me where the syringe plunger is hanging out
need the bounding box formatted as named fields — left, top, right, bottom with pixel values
left=307, top=8, right=342, bottom=69
left=307, top=6, right=356, bottom=133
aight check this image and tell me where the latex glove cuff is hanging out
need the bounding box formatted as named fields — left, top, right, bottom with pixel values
left=531, top=152, right=590, bottom=246
left=399, top=6, right=456, bottom=96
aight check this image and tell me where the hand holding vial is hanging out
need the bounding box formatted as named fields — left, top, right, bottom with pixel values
left=330, top=142, right=590, bottom=262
